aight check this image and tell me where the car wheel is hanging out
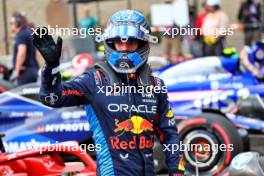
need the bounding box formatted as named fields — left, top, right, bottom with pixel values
left=178, top=113, right=243, bottom=175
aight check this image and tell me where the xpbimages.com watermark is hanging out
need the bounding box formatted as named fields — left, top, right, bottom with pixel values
left=97, top=83, right=167, bottom=96
left=31, top=25, right=235, bottom=41
left=5, top=140, right=233, bottom=158
left=163, top=142, right=234, bottom=155
left=161, top=25, right=235, bottom=38
left=31, top=25, right=102, bottom=38
left=4, top=140, right=101, bottom=155
left=31, top=25, right=160, bottom=43
left=38, top=142, right=101, bottom=154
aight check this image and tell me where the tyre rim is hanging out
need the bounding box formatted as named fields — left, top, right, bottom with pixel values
left=193, top=141, right=210, bottom=159
left=183, top=130, right=220, bottom=169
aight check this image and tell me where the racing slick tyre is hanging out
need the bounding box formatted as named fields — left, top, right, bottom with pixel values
left=178, top=113, right=243, bottom=175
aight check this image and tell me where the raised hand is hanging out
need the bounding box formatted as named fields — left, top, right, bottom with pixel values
left=32, top=27, right=62, bottom=67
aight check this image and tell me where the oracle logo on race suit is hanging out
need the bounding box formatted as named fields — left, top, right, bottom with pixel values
left=107, top=104, right=157, bottom=114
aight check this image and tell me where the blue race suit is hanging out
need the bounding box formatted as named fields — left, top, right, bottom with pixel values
left=39, top=64, right=183, bottom=176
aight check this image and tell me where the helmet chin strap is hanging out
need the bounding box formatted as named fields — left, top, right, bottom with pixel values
left=95, top=62, right=153, bottom=87
left=136, top=63, right=152, bottom=86
left=95, top=62, right=121, bottom=86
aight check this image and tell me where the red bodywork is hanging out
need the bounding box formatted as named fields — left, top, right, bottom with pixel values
left=0, top=144, right=96, bottom=176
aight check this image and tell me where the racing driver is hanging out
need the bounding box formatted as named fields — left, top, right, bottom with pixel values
left=33, top=10, right=184, bottom=176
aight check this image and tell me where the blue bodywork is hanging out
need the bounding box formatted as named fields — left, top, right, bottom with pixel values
left=0, top=86, right=92, bottom=153
left=155, top=56, right=264, bottom=133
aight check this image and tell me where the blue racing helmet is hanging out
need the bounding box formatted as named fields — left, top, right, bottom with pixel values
left=97, top=10, right=157, bottom=74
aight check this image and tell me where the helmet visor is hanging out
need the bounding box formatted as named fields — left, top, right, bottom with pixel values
left=104, top=24, right=149, bottom=42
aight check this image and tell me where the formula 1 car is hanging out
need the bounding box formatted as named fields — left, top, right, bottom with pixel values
left=0, top=133, right=96, bottom=175
left=153, top=55, right=264, bottom=175
left=0, top=83, right=94, bottom=154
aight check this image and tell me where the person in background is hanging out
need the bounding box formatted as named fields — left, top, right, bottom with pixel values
left=79, top=5, right=100, bottom=52
left=10, top=11, right=39, bottom=85
left=162, top=0, right=183, bottom=63
left=79, top=5, right=99, bottom=30
left=238, top=0, right=262, bottom=46
left=240, top=40, right=264, bottom=80
left=201, top=0, right=229, bottom=56
left=196, top=1, right=208, bottom=40
left=190, top=1, right=208, bottom=57
left=196, top=1, right=208, bottom=30
left=187, top=5, right=203, bottom=58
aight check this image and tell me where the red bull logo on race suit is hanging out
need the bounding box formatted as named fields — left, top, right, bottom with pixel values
left=110, top=115, right=154, bottom=149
